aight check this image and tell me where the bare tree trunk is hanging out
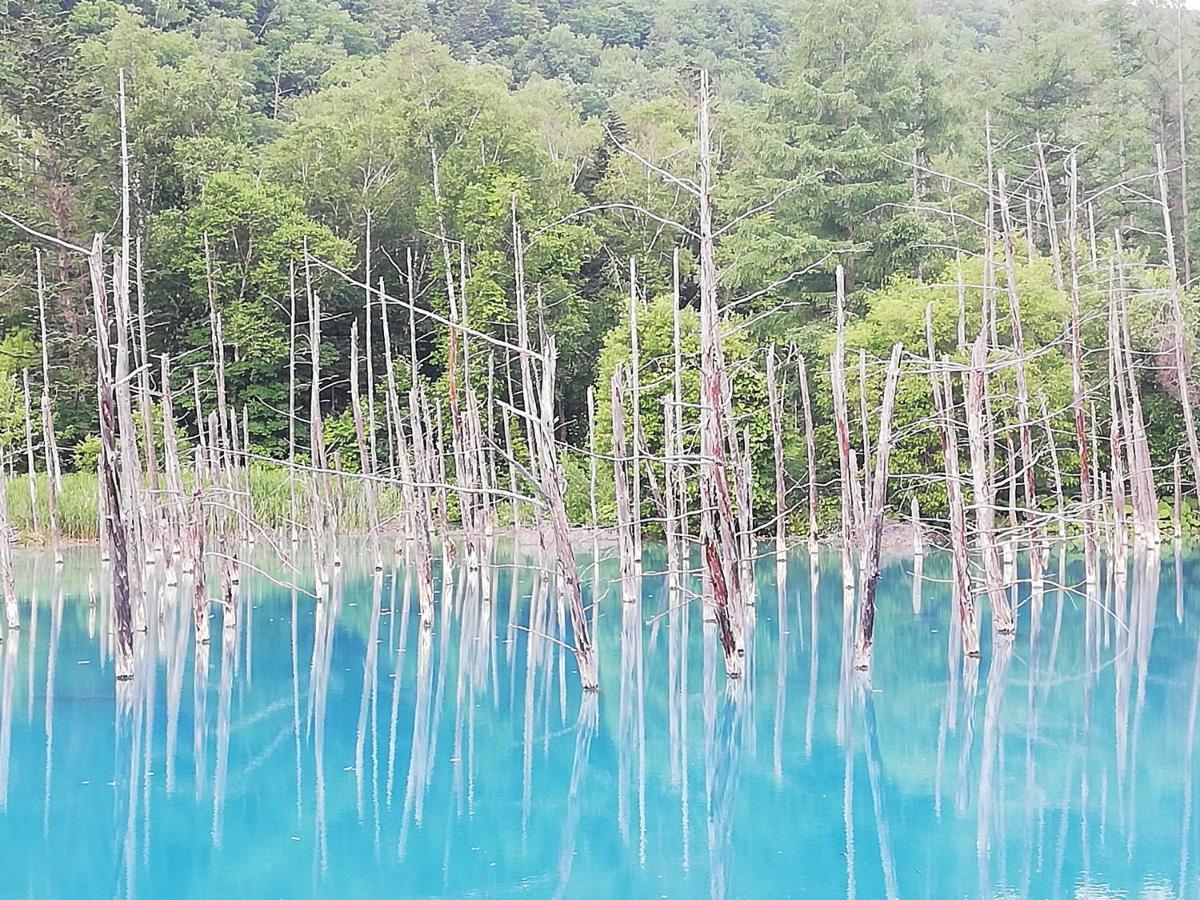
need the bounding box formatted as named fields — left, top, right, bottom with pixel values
left=954, top=254, right=966, bottom=349
left=611, top=366, right=637, bottom=593
left=1040, top=395, right=1067, bottom=540
left=364, top=211, right=379, bottom=474
left=767, top=345, right=786, bottom=562
left=1036, top=136, right=1067, bottom=296
left=798, top=354, right=819, bottom=554
left=696, top=70, right=743, bottom=677
left=378, top=268, right=435, bottom=626
left=21, top=371, right=39, bottom=537
left=135, top=238, right=160, bottom=557
left=35, top=251, right=62, bottom=563
left=1113, top=233, right=1160, bottom=543
left=1176, top=452, right=1184, bottom=540
left=88, top=236, right=133, bottom=678
left=1179, top=4, right=1193, bottom=286
left=116, top=73, right=146, bottom=634
left=190, top=489, right=208, bottom=645
left=350, top=322, right=382, bottom=570
left=1068, top=153, right=1098, bottom=596
left=966, top=335, right=1015, bottom=634
left=1158, top=144, right=1200, bottom=501
left=1108, top=295, right=1129, bottom=579
left=286, top=263, right=299, bottom=547
left=628, top=258, right=643, bottom=572
left=831, top=267, right=856, bottom=581
left=926, top=303, right=978, bottom=654
left=531, top=338, right=598, bottom=690
left=160, top=354, right=185, bottom=567
left=306, top=252, right=329, bottom=585
left=192, top=368, right=208, bottom=483
left=736, top=424, right=755, bottom=607
left=852, top=343, right=904, bottom=671
left=671, top=247, right=687, bottom=558
left=996, top=170, right=1044, bottom=590
left=587, top=386, right=598, bottom=539
left=0, top=450, right=18, bottom=631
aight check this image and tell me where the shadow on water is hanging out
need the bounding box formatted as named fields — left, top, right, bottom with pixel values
left=0, top=540, right=1199, bottom=897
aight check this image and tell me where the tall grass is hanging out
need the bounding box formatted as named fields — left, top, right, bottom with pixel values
left=6, top=472, right=99, bottom=541
left=3, top=464, right=411, bottom=543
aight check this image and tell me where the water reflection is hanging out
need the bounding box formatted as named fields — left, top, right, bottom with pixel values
left=0, top=543, right=1198, bottom=897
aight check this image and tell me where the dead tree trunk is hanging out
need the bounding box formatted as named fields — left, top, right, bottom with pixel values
left=1158, top=144, right=1200, bottom=503
left=134, top=239, right=160, bottom=556
left=531, top=339, right=598, bottom=690
left=852, top=343, right=904, bottom=671
left=798, top=354, right=819, bottom=554
left=696, top=69, right=744, bottom=677
left=925, top=306, right=979, bottom=655
left=349, top=322, right=382, bottom=570
left=996, top=170, right=1044, bottom=582
left=88, top=236, right=133, bottom=678
left=35, top=251, right=62, bottom=564
left=767, top=345, right=787, bottom=562
left=611, top=366, right=637, bottom=593
left=160, top=355, right=186, bottom=567
left=965, top=335, right=1015, bottom=634
left=1067, top=153, right=1098, bottom=595
left=831, top=267, right=856, bottom=584
left=21, top=371, right=39, bottom=537
left=0, top=449, right=18, bottom=631
left=1113, top=233, right=1159, bottom=543
left=1178, top=6, right=1193, bottom=286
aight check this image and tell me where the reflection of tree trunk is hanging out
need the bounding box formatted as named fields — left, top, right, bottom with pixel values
left=192, top=637, right=210, bottom=803
left=976, top=636, right=1013, bottom=898
left=955, top=655, right=979, bottom=815
left=0, top=633, right=17, bottom=809
left=804, top=559, right=819, bottom=757
left=618, top=599, right=641, bottom=845
left=212, top=629, right=235, bottom=847
left=554, top=695, right=598, bottom=899
left=774, top=560, right=788, bottom=782
left=859, top=676, right=899, bottom=900
left=934, top=605, right=961, bottom=818
left=355, top=574, right=383, bottom=823
left=707, top=682, right=745, bottom=900
left=843, top=695, right=856, bottom=900
left=1177, top=623, right=1200, bottom=896
left=163, top=585, right=186, bottom=795
left=1125, top=549, right=1160, bottom=857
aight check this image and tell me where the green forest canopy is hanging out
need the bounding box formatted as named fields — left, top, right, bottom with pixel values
left=3, top=0, right=1200, bottom=526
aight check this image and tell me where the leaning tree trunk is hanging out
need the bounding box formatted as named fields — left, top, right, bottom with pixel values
left=852, top=344, right=904, bottom=671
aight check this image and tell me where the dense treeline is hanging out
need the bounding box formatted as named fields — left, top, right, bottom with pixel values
left=3, top=0, right=1200, bottom=530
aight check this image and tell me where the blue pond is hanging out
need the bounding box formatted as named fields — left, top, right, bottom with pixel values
left=0, top=542, right=1197, bottom=898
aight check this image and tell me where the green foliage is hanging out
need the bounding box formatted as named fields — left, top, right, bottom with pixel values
left=594, top=293, right=774, bottom=523
left=833, top=252, right=1074, bottom=516
left=72, top=435, right=102, bottom=474
left=148, top=171, right=351, bottom=452
left=0, top=328, right=38, bottom=448
left=9, top=0, right=1200, bottom=541
left=722, top=0, right=951, bottom=303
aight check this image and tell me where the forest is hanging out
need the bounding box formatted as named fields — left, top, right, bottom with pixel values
left=3, top=0, right=1200, bottom=538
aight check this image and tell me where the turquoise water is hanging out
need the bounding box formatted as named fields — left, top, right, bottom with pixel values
left=0, top=543, right=1198, bottom=898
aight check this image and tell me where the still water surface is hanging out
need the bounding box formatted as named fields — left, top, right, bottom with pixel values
left=0, top=543, right=1197, bottom=898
